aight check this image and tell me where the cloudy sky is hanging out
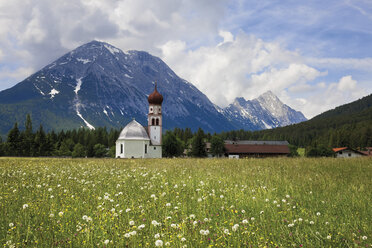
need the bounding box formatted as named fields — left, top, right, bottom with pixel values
left=0, top=0, right=371, bottom=118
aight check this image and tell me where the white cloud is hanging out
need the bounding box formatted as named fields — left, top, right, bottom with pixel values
left=283, top=75, right=367, bottom=118
left=307, top=57, right=372, bottom=72
left=218, top=30, right=234, bottom=45
left=336, top=75, right=357, bottom=91
left=160, top=32, right=323, bottom=107
left=0, top=0, right=371, bottom=120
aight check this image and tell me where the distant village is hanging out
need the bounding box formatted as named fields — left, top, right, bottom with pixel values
left=0, top=82, right=371, bottom=159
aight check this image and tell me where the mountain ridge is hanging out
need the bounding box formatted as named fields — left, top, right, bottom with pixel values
left=221, top=90, right=307, bottom=130
left=0, top=40, right=306, bottom=136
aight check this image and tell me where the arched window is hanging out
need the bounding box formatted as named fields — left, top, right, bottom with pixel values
left=120, top=144, right=123, bottom=154
left=151, top=118, right=155, bottom=125
left=156, top=118, right=159, bottom=125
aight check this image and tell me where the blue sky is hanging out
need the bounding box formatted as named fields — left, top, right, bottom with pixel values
left=0, top=0, right=371, bottom=118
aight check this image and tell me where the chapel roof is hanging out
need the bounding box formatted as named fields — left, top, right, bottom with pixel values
left=118, top=119, right=150, bottom=140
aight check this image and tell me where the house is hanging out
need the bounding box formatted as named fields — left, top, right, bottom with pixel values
left=332, top=147, right=366, bottom=158
left=360, top=147, right=372, bottom=156
left=224, top=140, right=290, bottom=158
left=115, top=83, right=163, bottom=158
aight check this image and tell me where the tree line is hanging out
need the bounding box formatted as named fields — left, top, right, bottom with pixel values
left=0, top=115, right=226, bottom=158
left=0, top=114, right=120, bottom=158
left=2, top=112, right=370, bottom=158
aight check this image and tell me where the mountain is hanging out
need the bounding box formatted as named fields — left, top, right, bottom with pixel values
left=0, top=40, right=237, bottom=135
left=250, top=93, right=372, bottom=148
left=0, top=40, right=307, bottom=137
left=221, top=91, right=307, bottom=130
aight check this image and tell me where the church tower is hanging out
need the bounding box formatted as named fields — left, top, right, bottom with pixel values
left=148, top=82, right=163, bottom=146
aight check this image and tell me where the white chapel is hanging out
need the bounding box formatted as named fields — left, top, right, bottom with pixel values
left=115, top=83, right=163, bottom=158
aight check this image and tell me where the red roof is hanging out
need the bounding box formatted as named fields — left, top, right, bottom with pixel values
left=225, top=144, right=290, bottom=154
left=332, top=147, right=348, bottom=152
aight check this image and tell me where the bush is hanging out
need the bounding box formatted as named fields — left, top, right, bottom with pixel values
left=72, top=143, right=86, bottom=158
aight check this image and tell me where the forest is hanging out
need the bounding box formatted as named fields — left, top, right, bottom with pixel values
left=1, top=93, right=371, bottom=158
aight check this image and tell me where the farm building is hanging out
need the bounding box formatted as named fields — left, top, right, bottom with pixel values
left=224, top=140, right=290, bottom=158
left=360, top=147, right=372, bottom=156
left=115, top=83, right=163, bottom=158
left=332, top=147, right=366, bottom=158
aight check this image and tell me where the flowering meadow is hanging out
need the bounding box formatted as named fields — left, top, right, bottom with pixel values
left=1, top=157, right=371, bottom=247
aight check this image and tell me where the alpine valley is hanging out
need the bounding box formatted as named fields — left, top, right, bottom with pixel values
left=0, top=41, right=306, bottom=136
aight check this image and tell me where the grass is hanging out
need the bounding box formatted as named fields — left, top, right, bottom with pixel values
left=0, top=157, right=371, bottom=247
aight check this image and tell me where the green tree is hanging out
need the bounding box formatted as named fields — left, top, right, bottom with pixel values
left=20, top=114, right=34, bottom=156
left=72, top=143, right=86, bottom=158
left=210, top=135, right=225, bottom=157
left=162, top=131, right=184, bottom=157
left=305, top=145, right=333, bottom=157
left=108, top=146, right=116, bottom=158
left=288, top=144, right=299, bottom=157
left=58, top=139, right=74, bottom=157
left=94, top=143, right=107, bottom=157
left=7, top=122, right=21, bottom=156
left=191, top=128, right=206, bottom=157
left=33, top=124, right=47, bottom=156
left=0, top=136, right=4, bottom=156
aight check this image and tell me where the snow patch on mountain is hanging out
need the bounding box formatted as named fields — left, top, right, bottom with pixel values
left=104, top=44, right=120, bottom=55
left=76, top=104, right=95, bottom=130
left=74, top=78, right=82, bottom=95
left=34, top=84, right=45, bottom=95
left=49, top=89, right=59, bottom=99
left=76, top=58, right=92, bottom=64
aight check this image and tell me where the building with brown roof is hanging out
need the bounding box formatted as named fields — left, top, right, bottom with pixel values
left=224, top=140, right=290, bottom=158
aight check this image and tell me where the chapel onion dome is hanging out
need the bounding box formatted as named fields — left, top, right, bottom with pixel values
left=148, top=83, right=163, bottom=105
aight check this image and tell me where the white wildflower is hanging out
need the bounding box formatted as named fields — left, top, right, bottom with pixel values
left=232, top=224, right=239, bottom=232
left=155, top=240, right=163, bottom=247
left=23, top=204, right=29, bottom=209
left=138, top=224, right=145, bottom=230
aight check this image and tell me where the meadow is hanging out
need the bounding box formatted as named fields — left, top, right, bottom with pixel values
left=0, top=157, right=371, bottom=247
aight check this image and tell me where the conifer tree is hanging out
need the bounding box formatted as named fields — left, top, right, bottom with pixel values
left=210, top=135, right=225, bottom=157
left=33, top=124, right=47, bottom=156
left=7, top=122, right=21, bottom=156
left=191, top=128, right=206, bottom=157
